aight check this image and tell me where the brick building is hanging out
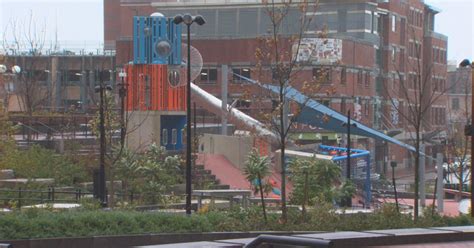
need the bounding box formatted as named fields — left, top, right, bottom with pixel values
left=446, top=65, right=472, bottom=140
left=104, top=0, right=448, bottom=175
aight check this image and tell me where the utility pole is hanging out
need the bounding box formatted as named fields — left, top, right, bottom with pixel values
left=346, top=109, right=352, bottom=207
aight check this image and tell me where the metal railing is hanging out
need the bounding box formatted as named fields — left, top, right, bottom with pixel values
left=0, top=187, right=182, bottom=209
left=0, top=187, right=90, bottom=209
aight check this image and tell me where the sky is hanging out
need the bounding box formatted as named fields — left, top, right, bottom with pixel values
left=0, top=0, right=472, bottom=63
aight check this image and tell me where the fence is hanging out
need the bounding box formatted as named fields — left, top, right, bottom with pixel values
left=0, top=187, right=181, bottom=209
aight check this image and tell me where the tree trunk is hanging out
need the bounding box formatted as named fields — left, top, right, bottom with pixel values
left=302, top=171, right=308, bottom=217
left=414, top=132, right=420, bottom=221
left=458, top=165, right=463, bottom=201
left=280, top=98, right=287, bottom=222
left=258, top=172, right=267, bottom=223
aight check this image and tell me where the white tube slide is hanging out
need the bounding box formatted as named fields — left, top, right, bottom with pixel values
left=191, top=83, right=279, bottom=144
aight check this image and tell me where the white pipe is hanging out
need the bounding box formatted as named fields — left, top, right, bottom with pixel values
left=191, top=83, right=279, bottom=144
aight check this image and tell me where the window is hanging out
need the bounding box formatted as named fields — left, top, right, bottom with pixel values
left=391, top=47, right=396, bottom=62
left=338, top=10, right=347, bottom=32
left=34, top=70, right=49, bottom=82
left=318, top=99, right=330, bottom=107
left=341, top=98, right=346, bottom=113
left=364, top=100, right=369, bottom=116
left=100, top=70, right=112, bottom=82
left=452, top=98, right=460, bottom=110
left=408, top=42, right=414, bottom=57
left=400, top=18, right=406, bottom=45
left=391, top=15, right=396, bottom=32
left=313, top=67, right=332, bottom=84
left=399, top=48, right=405, bottom=69
left=200, top=68, right=217, bottom=84
left=162, top=129, right=168, bottom=145
left=171, top=129, right=177, bottom=145
left=357, top=70, right=363, bottom=85
left=414, top=43, right=421, bottom=57
left=232, top=68, right=251, bottom=83
left=340, top=68, right=346, bottom=85
left=365, top=71, right=370, bottom=87
left=235, top=99, right=251, bottom=108
left=67, top=70, right=81, bottom=82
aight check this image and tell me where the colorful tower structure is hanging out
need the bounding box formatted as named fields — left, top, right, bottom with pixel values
left=125, top=15, right=186, bottom=151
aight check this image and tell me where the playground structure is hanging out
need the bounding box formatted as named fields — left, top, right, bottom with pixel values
left=125, top=14, right=418, bottom=208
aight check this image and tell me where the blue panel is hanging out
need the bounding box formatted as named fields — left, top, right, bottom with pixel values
left=233, top=74, right=417, bottom=153
left=168, top=19, right=182, bottom=65
left=133, top=16, right=148, bottom=64
left=160, top=115, right=186, bottom=151
left=133, top=16, right=182, bottom=65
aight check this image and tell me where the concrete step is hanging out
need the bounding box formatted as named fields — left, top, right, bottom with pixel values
left=209, top=184, right=230, bottom=190
left=0, top=169, right=15, bottom=180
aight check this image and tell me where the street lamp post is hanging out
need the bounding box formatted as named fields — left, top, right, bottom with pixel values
left=118, top=70, right=127, bottom=149
left=460, top=59, right=474, bottom=217
left=173, top=14, right=205, bottom=215
left=0, top=65, right=21, bottom=114
left=391, top=161, right=399, bottom=213
left=343, top=110, right=356, bottom=207
left=94, top=70, right=112, bottom=207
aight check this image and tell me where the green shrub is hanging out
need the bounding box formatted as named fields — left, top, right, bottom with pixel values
left=0, top=204, right=473, bottom=240
left=0, top=145, right=88, bottom=186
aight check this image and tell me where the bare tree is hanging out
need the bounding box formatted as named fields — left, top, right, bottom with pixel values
left=385, top=28, right=450, bottom=221
left=2, top=11, right=49, bottom=116
left=445, top=68, right=471, bottom=199
left=252, top=0, right=327, bottom=222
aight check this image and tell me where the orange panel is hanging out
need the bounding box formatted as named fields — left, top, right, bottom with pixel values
left=125, top=64, right=186, bottom=112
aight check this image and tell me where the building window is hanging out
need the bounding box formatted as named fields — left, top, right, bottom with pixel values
left=34, top=70, right=49, bottom=82
left=233, top=68, right=251, bottom=83
left=399, top=48, right=405, bottom=69
left=200, top=68, right=217, bottom=84
left=341, top=98, right=346, bottom=114
left=235, top=99, right=251, bottom=108
left=391, top=15, right=396, bottom=32
left=357, top=70, right=363, bottom=85
left=318, top=99, right=330, bottom=107
left=452, top=98, right=460, bottom=110
left=340, top=68, right=346, bottom=85
left=313, top=67, right=332, bottom=84
left=364, top=100, right=369, bottom=116
left=67, top=70, right=81, bottom=82
left=365, top=72, right=370, bottom=87
left=391, top=47, right=396, bottom=62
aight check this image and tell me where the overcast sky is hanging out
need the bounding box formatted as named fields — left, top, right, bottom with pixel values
left=0, top=0, right=472, bottom=63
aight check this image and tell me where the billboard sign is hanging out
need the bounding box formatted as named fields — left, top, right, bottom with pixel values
left=293, top=38, right=343, bottom=64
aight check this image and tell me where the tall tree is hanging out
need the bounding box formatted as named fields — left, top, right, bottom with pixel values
left=385, top=28, right=450, bottom=221
left=254, top=0, right=323, bottom=222
left=445, top=68, right=471, bottom=199
left=2, top=11, right=49, bottom=115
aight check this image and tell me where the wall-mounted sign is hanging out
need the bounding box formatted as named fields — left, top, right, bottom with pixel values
left=293, top=38, right=343, bottom=64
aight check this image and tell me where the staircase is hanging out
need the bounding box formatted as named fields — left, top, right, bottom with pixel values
left=192, top=163, right=230, bottom=190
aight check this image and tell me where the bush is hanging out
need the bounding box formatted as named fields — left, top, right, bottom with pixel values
left=0, top=204, right=473, bottom=240
left=0, top=145, right=88, bottom=186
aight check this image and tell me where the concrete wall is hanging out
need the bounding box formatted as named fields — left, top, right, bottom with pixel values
left=199, top=134, right=254, bottom=170
left=126, top=111, right=186, bottom=152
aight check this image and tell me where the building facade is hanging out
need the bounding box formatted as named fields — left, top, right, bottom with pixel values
left=0, top=54, right=116, bottom=113
left=104, top=0, right=448, bottom=175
